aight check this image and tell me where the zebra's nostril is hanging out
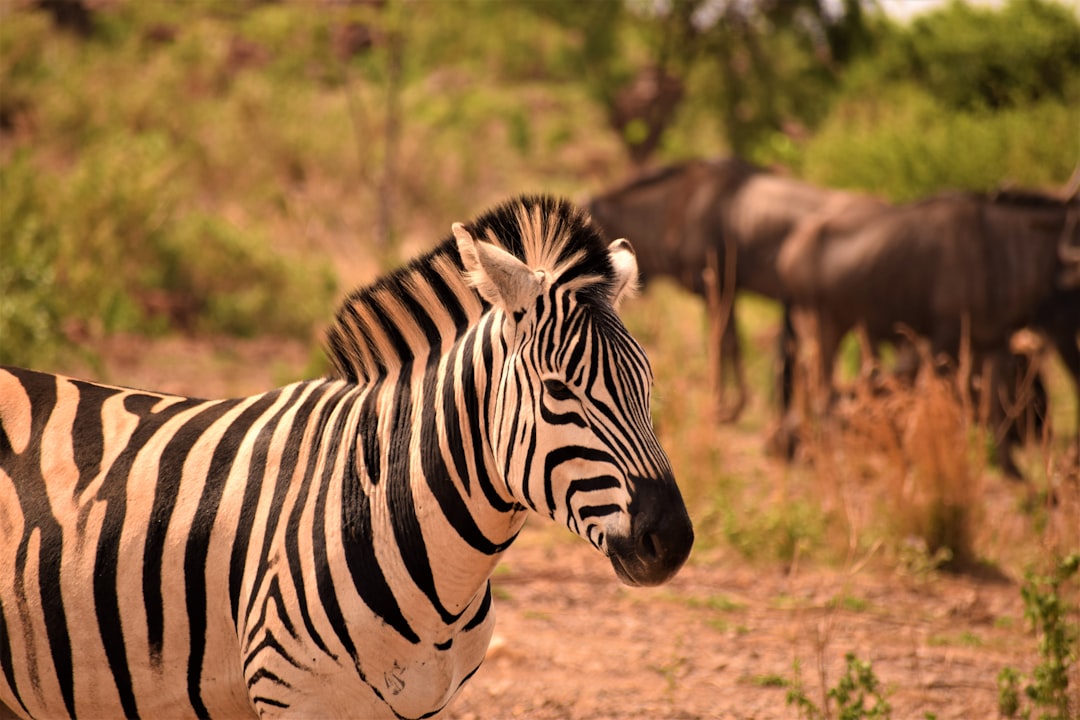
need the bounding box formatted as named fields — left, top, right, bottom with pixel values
left=638, top=530, right=659, bottom=560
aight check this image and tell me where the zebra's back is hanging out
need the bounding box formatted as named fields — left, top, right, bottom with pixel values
left=0, top=366, right=323, bottom=719
left=1, top=365, right=495, bottom=720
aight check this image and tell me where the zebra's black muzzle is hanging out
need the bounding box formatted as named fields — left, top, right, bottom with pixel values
left=608, top=476, right=694, bottom=587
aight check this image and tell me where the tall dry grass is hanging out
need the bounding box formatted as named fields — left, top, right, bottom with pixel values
left=782, top=312, right=1079, bottom=575
left=833, top=347, right=985, bottom=571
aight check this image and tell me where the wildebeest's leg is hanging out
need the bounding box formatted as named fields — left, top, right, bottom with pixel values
left=813, top=313, right=845, bottom=416
left=992, top=444, right=1024, bottom=480
left=985, top=351, right=1026, bottom=481
left=770, top=306, right=844, bottom=459
left=777, top=305, right=797, bottom=412
left=975, top=347, right=1051, bottom=482
left=705, top=246, right=746, bottom=422
left=716, top=317, right=747, bottom=422
left=767, top=305, right=803, bottom=459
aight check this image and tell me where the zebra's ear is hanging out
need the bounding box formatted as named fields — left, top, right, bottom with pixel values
left=453, top=222, right=544, bottom=313
left=608, top=238, right=640, bottom=308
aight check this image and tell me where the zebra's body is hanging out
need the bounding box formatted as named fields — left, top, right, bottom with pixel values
left=0, top=196, right=694, bottom=719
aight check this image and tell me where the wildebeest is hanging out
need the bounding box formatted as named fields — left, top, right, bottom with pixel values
left=587, top=157, right=879, bottom=420
left=976, top=344, right=1050, bottom=477
left=778, top=189, right=1080, bottom=476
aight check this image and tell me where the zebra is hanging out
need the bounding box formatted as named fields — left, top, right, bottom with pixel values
left=0, top=195, right=694, bottom=719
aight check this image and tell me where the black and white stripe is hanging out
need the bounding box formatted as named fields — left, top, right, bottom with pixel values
left=0, top=195, right=693, bottom=719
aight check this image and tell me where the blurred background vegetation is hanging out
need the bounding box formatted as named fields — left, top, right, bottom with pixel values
left=2, top=0, right=1077, bottom=370
left=1, top=0, right=1079, bottom=575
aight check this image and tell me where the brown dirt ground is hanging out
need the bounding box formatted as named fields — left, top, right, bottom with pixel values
left=446, top=527, right=1030, bottom=720
left=68, top=333, right=1077, bottom=720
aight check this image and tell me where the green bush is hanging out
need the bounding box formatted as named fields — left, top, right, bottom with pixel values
left=800, top=85, right=1079, bottom=200
left=998, top=553, right=1079, bottom=720
left=795, top=0, right=1080, bottom=199
left=0, top=142, right=335, bottom=367
left=165, top=214, right=336, bottom=339
left=877, top=0, right=1080, bottom=112
left=0, top=155, right=65, bottom=367
left=0, top=5, right=338, bottom=369
left=4, top=0, right=1077, bottom=372
left=788, top=653, right=893, bottom=720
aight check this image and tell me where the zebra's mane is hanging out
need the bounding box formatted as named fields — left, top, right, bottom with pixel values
left=325, top=195, right=619, bottom=384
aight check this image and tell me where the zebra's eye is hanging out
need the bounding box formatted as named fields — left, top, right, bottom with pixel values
left=543, top=378, right=577, bottom=402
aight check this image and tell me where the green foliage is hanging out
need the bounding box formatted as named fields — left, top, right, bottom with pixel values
left=0, top=4, right=347, bottom=367
left=0, top=155, right=64, bottom=367
left=720, top=498, right=826, bottom=565
left=4, top=0, right=1077, bottom=372
left=897, top=537, right=954, bottom=583
left=828, top=654, right=893, bottom=720
left=165, top=214, right=337, bottom=339
left=787, top=654, right=892, bottom=720
left=751, top=673, right=788, bottom=688
left=871, top=0, right=1080, bottom=112
left=801, top=81, right=1079, bottom=200
left=680, top=593, right=746, bottom=613
left=1000, top=666, right=1025, bottom=718
left=998, top=553, right=1080, bottom=720
left=799, top=0, right=1080, bottom=199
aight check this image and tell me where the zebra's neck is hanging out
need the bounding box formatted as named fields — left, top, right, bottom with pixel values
left=330, top=311, right=524, bottom=628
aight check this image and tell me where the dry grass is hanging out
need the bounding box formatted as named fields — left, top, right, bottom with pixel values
left=833, top=354, right=986, bottom=571
left=628, top=284, right=1079, bottom=579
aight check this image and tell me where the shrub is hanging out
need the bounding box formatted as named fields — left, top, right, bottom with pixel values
left=787, top=653, right=893, bottom=720
left=795, top=0, right=1080, bottom=200
left=0, top=155, right=65, bottom=367
left=801, top=85, right=1079, bottom=200
left=0, top=138, right=335, bottom=368
left=877, top=0, right=1080, bottom=112
left=999, top=553, right=1080, bottom=720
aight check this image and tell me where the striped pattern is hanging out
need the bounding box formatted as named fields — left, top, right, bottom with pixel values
left=0, top=195, right=693, bottom=719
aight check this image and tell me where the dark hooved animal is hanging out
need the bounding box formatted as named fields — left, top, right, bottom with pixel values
left=587, top=157, right=882, bottom=420
left=0, top=196, right=694, bottom=719
left=976, top=344, right=1050, bottom=477
left=778, top=188, right=1080, bottom=477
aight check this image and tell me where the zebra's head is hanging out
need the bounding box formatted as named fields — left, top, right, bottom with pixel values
left=452, top=197, right=693, bottom=587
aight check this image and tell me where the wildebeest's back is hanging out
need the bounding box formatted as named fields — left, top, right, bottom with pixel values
left=586, top=158, right=757, bottom=294
left=780, top=189, right=1077, bottom=354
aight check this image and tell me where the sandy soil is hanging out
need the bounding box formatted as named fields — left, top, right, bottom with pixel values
left=444, top=525, right=1029, bottom=720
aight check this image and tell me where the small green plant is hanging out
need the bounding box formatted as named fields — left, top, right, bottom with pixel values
left=681, top=593, right=746, bottom=613
left=720, top=498, right=826, bottom=565
left=927, top=630, right=984, bottom=649
left=787, top=653, right=892, bottom=720
left=828, top=593, right=871, bottom=614
left=752, top=673, right=789, bottom=688
left=897, top=536, right=955, bottom=583
left=998, top=552, right=1080, bottom=720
